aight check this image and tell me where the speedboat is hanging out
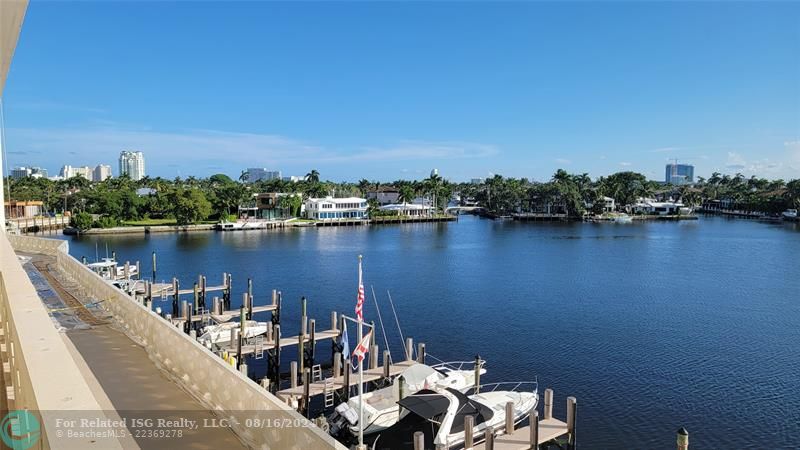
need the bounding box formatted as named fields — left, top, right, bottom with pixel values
left=782, top=209, right=798, bottom=221
left=198, top=320, right=269, bottom=345
left=370, top=381, right=538, bottom=450
left=86, top=258, right=140, bottom=281
left=328, top=360, right=487, bottom=437
left=613, top=214, right=633, bottom=223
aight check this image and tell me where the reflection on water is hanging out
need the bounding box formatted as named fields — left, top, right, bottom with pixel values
left=61, top=216, right=800, bottom=449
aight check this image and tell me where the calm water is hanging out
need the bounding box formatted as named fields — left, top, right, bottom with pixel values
left=61, top=216, right=800, bottom=449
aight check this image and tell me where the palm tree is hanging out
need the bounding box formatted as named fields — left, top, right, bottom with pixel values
left=239, top=170, right=250, bottom=183
left=358, top=179, right=371, bottom=196
left=305, top=169, right=320, bottom=183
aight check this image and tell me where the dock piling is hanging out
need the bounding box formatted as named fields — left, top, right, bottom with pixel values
left=530, top=409, right=539, bottom=449
left=485, top=425, right=495, bottom=450
left=369, top=345, right=378, bottom=370
left=566, top=396, right=577, bottom=450
left=405, top=337, right=414, bottom=361
left=544, top=388, right=553, bottom=420
left=413, top=431, right=424, bottom=450
left=464, top=415, right=474, bottom=448
left=290, top=361, right=298, bottom=389
left=383, top=350, right=390, bottom=378
left=416, top=342, right=426, bottom=364
left=333, top=352, right=341, bottom=378
left=172, top=278, right=179, bottom=317
left=151, top=251, right=156, bottom=282
left=331, top=311, right=338, bottom=331
left=677, top=427, right=689, bottom=450
left=303, top=368, right=311, bottom=417
left=505, top=401, right=514, bottom=434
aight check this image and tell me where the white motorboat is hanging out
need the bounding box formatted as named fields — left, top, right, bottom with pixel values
left=782, top=209, right=798, bottom=221
left=328, top=360, right=487, bottom=437
left=371, top=381, right=538, bottom=450
left=216, top=219, right=272, bottom=231
left=198, top=320, right=269, bottom=345
left=613, top=214, right=633, bottom=223
left=86, top=258, right=139, bottom=281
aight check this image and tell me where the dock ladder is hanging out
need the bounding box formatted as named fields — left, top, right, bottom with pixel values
left=323, top=377, right=335, bottom=408
left=254, top=335, right=264, bottom=360
left=311, top=364, right=323, bottom=382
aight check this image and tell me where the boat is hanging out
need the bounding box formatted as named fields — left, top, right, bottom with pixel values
left=198, top=320, right=269, bottom=345
left=328, top=360, right=487, bottom=437
left=782, top=209, right=798, bottom=221
left=215, top=219, right=273, bottom=231
left=86, top=258, right=140, bottom=281
left=370, top=381, right=538, bottom=450
left=613, top=214, right=633, bottom=223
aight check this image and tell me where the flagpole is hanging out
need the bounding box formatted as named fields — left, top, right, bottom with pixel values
left=357, top=254, right=365, bottom=450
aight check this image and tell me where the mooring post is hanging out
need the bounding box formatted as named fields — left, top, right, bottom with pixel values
left=333, top=351, right=342, bottom=378
left=299, top=300, right=307, bottom=379
left=181, top=300, right=189, bottom=333
left=485, top=425, right=495, bottom=450
left=136, top=261, right=141, bottom=279
left=81, top=256, right=87, bottom=265
left=240, top=363, right=248, bottom=377
left=413, top=431, right=424, bottom=450
left=212, top=297, right=220, bottom=316
left=124, top=261, right=130, bottom=279
left=567, top=396, right=577, bottom=450
left=247, top=278, right=253, bottom=304
left=405, top=337, right=414, bottom=361
left=343, top=363, right=351, bottom=401
left=193, top=283, right=199, bottom=315
left=201, top=275, right=207, bottom=310
left=172, top=278, right=179, bottom=317
left=505, top=401, right=514, bottom=434
left=331, top=311, right=338, bottom=331
left=370, top=345, right=379, bottom=370
left=111, top=250, right=116, bottom=261
left=290, top=361, right=298, bottom=389
left=677, top=427, right=689, bottom=450
left=242, top=293, right=249, bottom=320
left=237, top=305, right=245, bottom=368
left=273, top=323, right=281, bottom=388
left=303, top=368, right=311, bottom=417
left=530, top=409, right=539, bottom=449
left=544, top=388, right=553, bottom=420
left=464, top=415, right=474, bottom=448
left=151, top=251, right=156, bottom=283
left=309, top=319, right=317, bottom=369
left=224, top=273, right=232, bottom=310
left=383, top=349, right=390, bottom=378
left=416, top=342, right=426, bottom=364
left=474, top=355, right=482, bottom=393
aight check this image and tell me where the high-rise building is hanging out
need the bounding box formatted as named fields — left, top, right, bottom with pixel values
left=59, top=165, right=93, bottom=180
left=119, top=151, right=145, bottom=181
left=93, top=164, right=112, bottom=182
left=245, top=168, right=281, bottom=183
left=665, top=163, right=694, bottom=185
left=10, top=167, right=31, bottom=179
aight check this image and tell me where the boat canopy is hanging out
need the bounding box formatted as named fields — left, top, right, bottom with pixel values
left=400, top=364, right=441, bottom=388
left=396, top=389, right=451, bottom=420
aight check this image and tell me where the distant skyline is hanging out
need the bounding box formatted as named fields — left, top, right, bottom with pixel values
left=3, top=2, right=799, bottom=182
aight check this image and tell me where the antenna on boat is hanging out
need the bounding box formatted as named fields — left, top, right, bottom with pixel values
left=370, top=285, right=392, bottom=365
left=386, top=290, right=408, bottom=359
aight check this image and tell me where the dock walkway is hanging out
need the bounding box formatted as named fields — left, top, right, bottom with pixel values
left=473, top=418, right=569, bottom=449
left=276, top=360, right=417, bottom=400
left=23, top=254, right=248, bottom=450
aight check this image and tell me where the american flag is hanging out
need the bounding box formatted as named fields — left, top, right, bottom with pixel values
left=355, top=258, right=364, bottom=321
left=352, top=330, right=372, bottom=364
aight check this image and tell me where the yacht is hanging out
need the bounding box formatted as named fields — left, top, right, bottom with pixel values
left=782, top=209, right=798, bottom=221
left=328, top=360, right=486, bottom=437
left=370, top=381, right=538, bottom=450
left=198, top=320, right=269, bottom=346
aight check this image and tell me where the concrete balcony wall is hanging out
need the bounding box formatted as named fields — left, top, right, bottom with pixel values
left=9, top=235, right=343, bottom=450
left=0, top=234, right=118, bottom=449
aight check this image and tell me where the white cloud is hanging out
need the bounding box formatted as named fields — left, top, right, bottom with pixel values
left=619, top=162, right=632, bottom=167
left=725, top=151, right=747, bottom=171
left=5, top=124, right=497, bottom=175
left=554, top=158, right=571, bottom=165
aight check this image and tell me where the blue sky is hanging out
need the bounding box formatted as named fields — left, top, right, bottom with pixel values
left=4, top=1, right=799, bottom=182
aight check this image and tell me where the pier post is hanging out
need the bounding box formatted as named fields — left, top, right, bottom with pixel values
left=416, top=342, right=426, bottom=364
left=136, top=261, right=141, bottom=280
left=224, top=273, right=232, bottom=310
left=413, top=431, right=424, bottom=450
left=370, top=345, right=378, bottom=370
left=247, top=278, right=253, bottom=310
left=172, top=278, right=179, bottom=317
left=333, top=352, right=342, bottom=378
left=299, top=299, right=307, bottom=379
left=290, top=361, right=298, bottom=389
left=181, top=300, right=189, bottom=333
left=201, top=275, right=207, bottom=310
left=331, top=311, right=338, bottom=331
left=464, top=415, right=474, bottom=448
left=271, top=324, right=281, bottom=390
left=383, top=350, right=390, bottom=378
left=124, top=261, right=130, bottom=279
left=343, top=363, right=351, bottom=401
left=82, top=256, right=87, bottom=265
left=530, top=409, right=539, bottom=449
left=677, top=428, right=688, bottom=450
left=405, top=337, right=414, bottom=361
left=485, top=425, right=495, bottom=450
left=242, top=293, right=249, bottom=320
left=240, top=363, right=248, bottom=377
left=151, top=251, right=156, bottom=283
left=505, top=401, right=514, bottom=434
left=474, top=355, right=482, bottom=393
left=112, top=250, right=116, bottom=261
left=309, top=319, right=316, bottom=370
left=237, top=305, right=245, bottom=368
left=566, top=396, right=577, bottom=450
left=213, top=297, right=220, bottom=316
left=303, top=368, right=311, bottom=417
left=193, top=283, right=199, bottom=316
left=544, top=388, right=553, bottom=420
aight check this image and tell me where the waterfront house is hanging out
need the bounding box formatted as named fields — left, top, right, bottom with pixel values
left=378, top=203, right=434, bottom=217
left=305, top=197, right=368, bottom=220
left=366, top=187, right=400, bottom=205
left=4, top=200, right=43, bottom=218
left=629, top=198, right=685, bottom=215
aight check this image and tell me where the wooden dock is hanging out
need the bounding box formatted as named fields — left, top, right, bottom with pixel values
left=275, top=359, right=417, bottom=400
left=225, top=328, right=340, bottom=356
left=473, top=418, right=569, bottom=449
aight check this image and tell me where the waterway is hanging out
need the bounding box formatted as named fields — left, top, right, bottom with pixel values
left=61, top=216, right=800, bottom=449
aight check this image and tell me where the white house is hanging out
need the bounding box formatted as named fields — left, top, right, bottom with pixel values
left=305, top=197, right=368, bottom=220
left=629, top=198, right=684, bottom=215
left=378, top=203, right=434, bottom=217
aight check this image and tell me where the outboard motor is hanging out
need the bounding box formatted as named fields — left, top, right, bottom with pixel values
left=327, top=402, right=358, bottom=436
